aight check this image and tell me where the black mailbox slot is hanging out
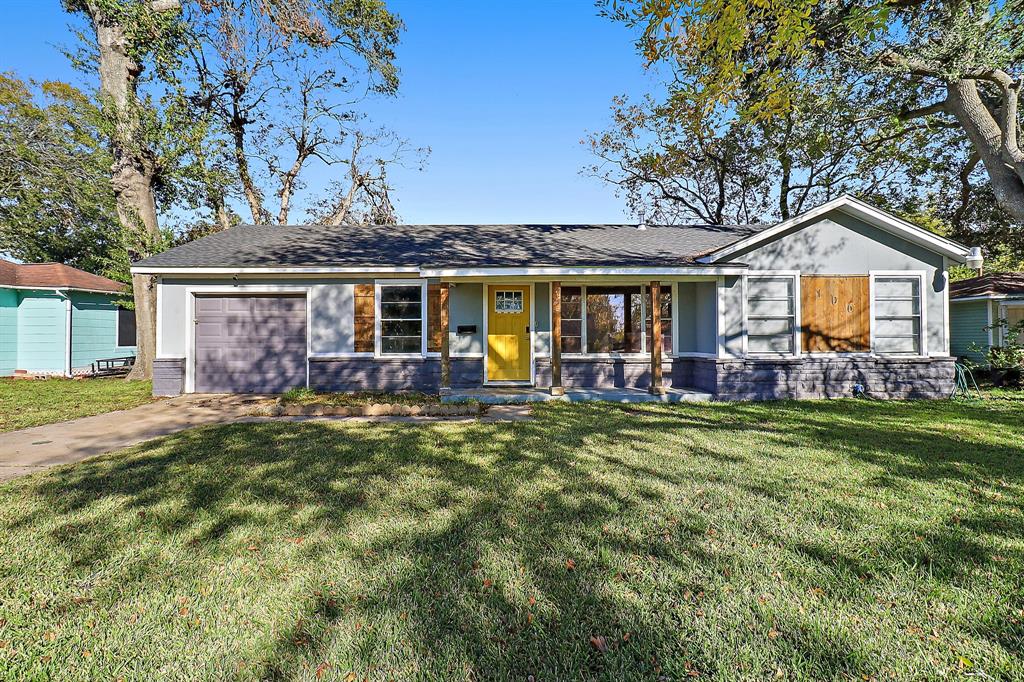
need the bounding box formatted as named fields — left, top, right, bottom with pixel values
left=456, top=325, right=477, bottom=335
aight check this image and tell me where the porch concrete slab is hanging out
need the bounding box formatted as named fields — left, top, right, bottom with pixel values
left=442, top=386, right=712, bottom=405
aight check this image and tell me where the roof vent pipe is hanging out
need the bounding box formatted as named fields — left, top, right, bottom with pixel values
left=636, top=221, right=647, bottom=231
left=966, top=246, right=984, bottom=272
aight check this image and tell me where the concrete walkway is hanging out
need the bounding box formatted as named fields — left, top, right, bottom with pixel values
left=0, top=396, right=533, bottom=482
left=0, top=395, right=266, bottom=481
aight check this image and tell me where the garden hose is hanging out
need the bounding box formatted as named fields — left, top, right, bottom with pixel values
left=951, top=362, right=982, bottom=400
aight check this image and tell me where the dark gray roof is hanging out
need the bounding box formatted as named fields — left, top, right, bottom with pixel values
left=134, top=222, right=768, bottom=270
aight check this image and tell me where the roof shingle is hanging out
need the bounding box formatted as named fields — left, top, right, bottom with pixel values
left=0, top=259, right=125, bottom=293
left=132, top=223, right=768, bottom=270
left=950, top=273, right=1024, bottom=299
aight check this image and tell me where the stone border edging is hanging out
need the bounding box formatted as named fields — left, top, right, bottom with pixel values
left=264, top=402, right=482, bottom=417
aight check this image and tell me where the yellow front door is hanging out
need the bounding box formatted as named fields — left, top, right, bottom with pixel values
left=487, top=285, right=531, bottom=382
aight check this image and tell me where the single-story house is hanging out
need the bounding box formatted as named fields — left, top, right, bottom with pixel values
left=950, top=273, right=1024, bottom=364
left=0, top=259, right=137, bottom=377
left=132, top=195, right=977, bottom=400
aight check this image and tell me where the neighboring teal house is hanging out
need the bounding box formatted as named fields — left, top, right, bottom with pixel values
left=0, top=259, right=137, bottom=376
left=950, top=273, right=1024, bottom=364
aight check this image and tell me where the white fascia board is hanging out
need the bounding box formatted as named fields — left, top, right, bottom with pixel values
left=130, top=266, right=420, bottom=276
left=418, top=265, right=748, bottom=278
left=135, top=265, right=749, bottom=278
left=697, top=195, right=974, bottom=264
left=950, top=292, right=1015, bottom=301
left=0, top=284, right=123, bottom=295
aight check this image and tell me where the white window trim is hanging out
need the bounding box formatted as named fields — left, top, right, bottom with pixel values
left=374, top=279, right=428, bottom=359
left=869, top=270, right=928, bottom=358
left=744, top=271, right=801, bottom=358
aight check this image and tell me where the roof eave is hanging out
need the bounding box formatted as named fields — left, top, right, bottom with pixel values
left=696, top=195, right=974, bottom=264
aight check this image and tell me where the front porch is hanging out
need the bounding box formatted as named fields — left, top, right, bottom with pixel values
left=441, top=385, right=713, bottom=404
left=437, top=277, right=720, bottom=395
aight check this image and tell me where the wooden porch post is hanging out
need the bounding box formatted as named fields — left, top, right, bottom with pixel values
left=440, top=283, right=451, bottom=393
left=550, top=280, right=564, bottom=395
left=650, top=281, right=666, bottom=395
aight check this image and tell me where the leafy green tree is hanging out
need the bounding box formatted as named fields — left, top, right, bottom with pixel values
left=600, top=0, right=1024, bottom=224
left=0, top=74, right=120, bottom=274
left=60, top=0, right=408, bottom=378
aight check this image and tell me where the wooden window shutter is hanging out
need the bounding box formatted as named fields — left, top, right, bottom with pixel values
left=353, top=283, right=375, bottom=353
left=800, top=276, right=870, bottom=352
left=427, top=283, right=443, bottom=353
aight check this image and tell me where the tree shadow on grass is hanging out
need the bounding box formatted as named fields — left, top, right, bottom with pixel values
left=2, top=400, right=1023, bottom=679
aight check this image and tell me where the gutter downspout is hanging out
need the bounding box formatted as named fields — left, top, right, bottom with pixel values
left=57, top=289, right=72, bottom=377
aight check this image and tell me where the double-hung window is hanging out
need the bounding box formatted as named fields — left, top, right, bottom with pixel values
left=747, top=276, right=796, bottom=354
left=873, top=276, right=923, bottom=354
left=378, top=283, right=424, bottom=355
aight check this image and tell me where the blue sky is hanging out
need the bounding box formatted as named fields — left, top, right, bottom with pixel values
left=0, top=0, right=659, bottom=225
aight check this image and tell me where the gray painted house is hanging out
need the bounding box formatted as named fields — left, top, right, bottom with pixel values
left=133, top=196, right=975, bottom=400
left=950, top=273, right=1024, bottom=364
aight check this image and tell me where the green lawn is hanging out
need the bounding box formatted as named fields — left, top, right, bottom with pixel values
left=0, top=378, right=154, bottom=432
left=1, top=398, right=1022, bottom=680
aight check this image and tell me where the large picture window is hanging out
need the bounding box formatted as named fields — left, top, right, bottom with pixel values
left=586, top=286, right=643, bottom=353
left=379, top=283, right=423, bottom=355
left=747, top=277, right=796, bottom=354
left=560, top=285, right=666, bottom=354
left=873, top=276, right=922, bottom=354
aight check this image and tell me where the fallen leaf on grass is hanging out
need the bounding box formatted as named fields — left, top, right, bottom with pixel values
left=565, top=559, right=576, bottom=570
left=482, top=579, right=493, bottom=588
left=315, top=663, right=330, bottom=678
left=528, top=596, right=536, bottom=606
left=589, top=635, right=608, bottom=652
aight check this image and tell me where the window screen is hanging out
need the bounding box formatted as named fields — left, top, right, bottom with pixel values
left=560, top=286, right=582, bottom=353
left=379, top=284, right=422, bottom=355
left=117, top=306, right=137, bottom=347
left=874, top=277, right=921, bottom=354
left=747, top=277, right=795, bottom=354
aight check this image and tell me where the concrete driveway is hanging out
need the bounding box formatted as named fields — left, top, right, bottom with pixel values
left=0, top=394, right=267, bottom=481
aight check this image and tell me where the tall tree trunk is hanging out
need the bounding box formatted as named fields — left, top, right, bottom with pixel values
left=229, top=111, right=271, bottom=224
left=86, top=1, right=176, bottom=381
left=946, top=78, right=1024, bottom=223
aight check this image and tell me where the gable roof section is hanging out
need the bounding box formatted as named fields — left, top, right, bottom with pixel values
left=132, top=222, right=768, bottom=272
left=697, top=195, right=973, bottom=264
left=950, top=273, right=1024, bottom=300
left=0, top=259, right=125, bottom=293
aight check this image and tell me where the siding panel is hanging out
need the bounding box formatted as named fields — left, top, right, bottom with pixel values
left=0, top=288, right=17, bottom=375
left=16, top=291, right=65, bottom=373
left=950, top=300, right=990, bottom=363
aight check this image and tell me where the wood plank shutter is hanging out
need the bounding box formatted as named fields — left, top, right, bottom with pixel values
left=353, top=283, right=375, bottom=353
left=800, top=276, right=870, bottom=352
left=427, top=283, right=443, bottom=353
